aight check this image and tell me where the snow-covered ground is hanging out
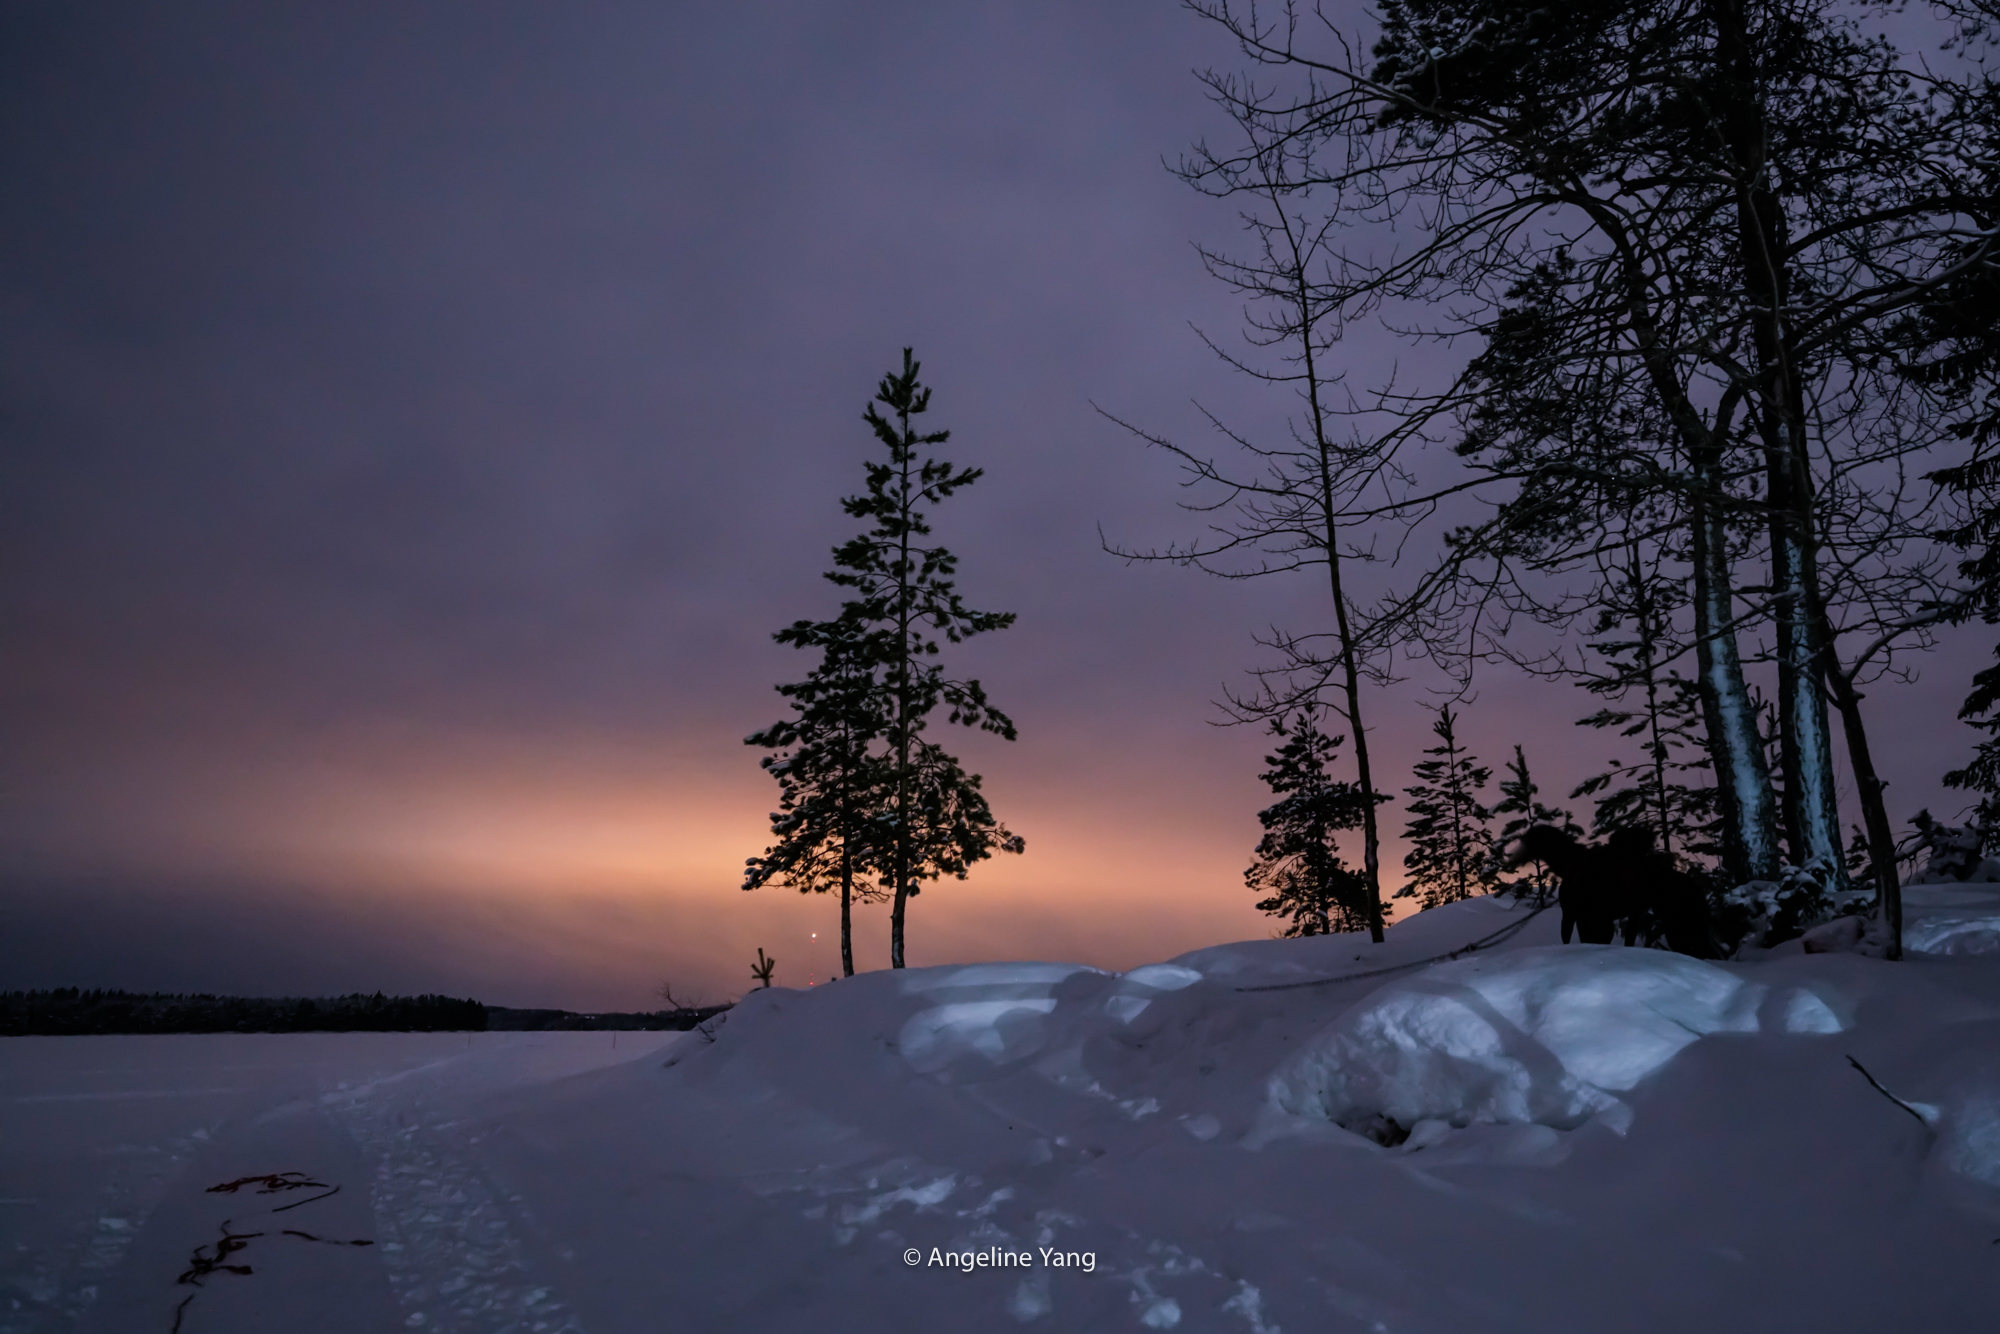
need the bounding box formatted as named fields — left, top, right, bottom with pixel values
left=7, top=887, right=2000, bottom=1333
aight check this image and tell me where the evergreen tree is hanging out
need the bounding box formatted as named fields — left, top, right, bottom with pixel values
left=1397, top=706, right=1494, bottom=909
left=1571, top=674, right=1721, bottom=864
left=830, top=349, right=1021, bottom=969
left=744, top=623, right=888, bottom=977
left=1944, top=644, right=2000, bottom=825
left=1245, top=705, right=1381, bottom=935
left=1567, top=548, right=1721, bottom=862
left=1487, top=745, right=1582, bottom=902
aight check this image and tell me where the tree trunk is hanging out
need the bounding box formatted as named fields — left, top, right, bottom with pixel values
left=838, top=847, right=856, bottom=977
left=1691, top=474, right=1781, bottom=882
left=1597, top=145, right=1774, bottom=885
left=1711, top=0, right=1847, bottom=889
left=1297, top=263, right=1386, bottom=943
left=1329, top=546, right=1386, bottom=942
left=1627, top=547, right=1676, bottom=854
left=1772, top=514, right=1846, bottom=881
left=890, top=433, right=915, bottom=970
left=1444, top=713, right=1469, bottom=901
left=1818, top=616, right=1905, bottom=959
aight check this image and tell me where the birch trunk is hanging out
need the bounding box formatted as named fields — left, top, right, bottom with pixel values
left=1691, top=474, right=1782, bottom=882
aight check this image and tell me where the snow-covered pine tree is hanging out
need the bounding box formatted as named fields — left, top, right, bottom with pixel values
left=1487, top=745, right=1582, bottom=902
left=1397, top=705, right=1494, bottom=909
left=1245, top=704, right=1380, bottom=935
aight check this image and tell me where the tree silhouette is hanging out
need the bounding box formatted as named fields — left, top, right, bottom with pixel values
left=747, top=349, right=1021, bottom=971
left=1246, top=705, right=1382, bottom=935
left=1398, top=706, right=1494, bottom=909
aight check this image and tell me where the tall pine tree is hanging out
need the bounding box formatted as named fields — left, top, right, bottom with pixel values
left=1397, top=706, right=1494, bottom=909
left=834, top=349, right=1021, bottom=969
left=1245, top=705, right=1380, bottom=935
left=1571, top=675, right=1720, bottom=864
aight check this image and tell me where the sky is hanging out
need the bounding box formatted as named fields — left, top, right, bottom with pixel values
left=2, top=0, right=1991, bottom=1010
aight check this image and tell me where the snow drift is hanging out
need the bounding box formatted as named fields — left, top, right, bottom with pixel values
left=1268, top=945, right=1845, bottom=1138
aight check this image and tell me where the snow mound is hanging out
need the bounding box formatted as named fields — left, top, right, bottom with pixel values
left=1269, top=945, right=1846, bottom=1137
left=895, top=962, right=1102, bottom=1074
left=1899, top=882, right=2000, bottom=956
left=1905, top=910, right=2000, bottom=957
left=1173, top=894, right=1556, bottom=987
left=1939, top=1084, right=2000, bottom=1191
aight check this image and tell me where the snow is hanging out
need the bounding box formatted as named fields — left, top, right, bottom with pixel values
left=1904, top=884, right=2000, bottom=957
left=1267, top=945, right=1846, bottom=1141
left=6, top=888, right=2000, bottom=1331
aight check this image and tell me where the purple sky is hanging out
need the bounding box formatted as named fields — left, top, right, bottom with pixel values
left=3, top=0, right=1990, bottom=1009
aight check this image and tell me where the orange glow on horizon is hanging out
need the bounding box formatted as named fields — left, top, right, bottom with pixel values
left=9, top=723, right=1418, bottom=1006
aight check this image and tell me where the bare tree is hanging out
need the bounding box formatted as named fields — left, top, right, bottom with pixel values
left=1103, top=106, right=1398, bottom=939
left=1169, top=0, right=1997, bottom=956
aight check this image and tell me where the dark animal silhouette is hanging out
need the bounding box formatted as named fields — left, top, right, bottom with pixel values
left=1505, top=824, right=1715, bottom=958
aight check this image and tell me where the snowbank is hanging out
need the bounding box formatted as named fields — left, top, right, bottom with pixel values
left=1904, top=884, right=2000, bottom=957
left=1268, top=945, right=1845, bottom=1139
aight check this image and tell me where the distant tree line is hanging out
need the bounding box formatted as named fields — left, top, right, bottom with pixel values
left=486, top=1004, right=730, bottom=1032
left=0, top=990, right=733, bottom=1035
left=1, top=989, right=488, bottom=1036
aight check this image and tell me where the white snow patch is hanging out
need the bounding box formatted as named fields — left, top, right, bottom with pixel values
left=1006, top=1272, right=1052, bottom=1322
left=896, top=962, right=1103, bottom=1074
left=1905, top=911, right=2000, bottom=957
left=1270, top=946, right=1845, bottom=1136
left=900, top=962, right=1099, bottom=995
left=1772, top=987, right=1845, bottom=1033
left=1178, top=1112, right=1221, bottom=1141
left=1941, top=1094, right=2000, bottom=1187
left=1222, top=1281, right=1281, bottom=1334
left=898, top=1000, right=1059, bottom=1071
left=1121, top=964, right=1204, bottom=991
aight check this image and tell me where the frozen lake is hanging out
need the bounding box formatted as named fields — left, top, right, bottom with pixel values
left=1, top=1031, right=678, bottom=1334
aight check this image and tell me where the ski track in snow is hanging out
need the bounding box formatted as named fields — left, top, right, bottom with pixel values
left=326, top=1084, right=586, bottom=1334
left=0, top=1040, right=631, bottom=1334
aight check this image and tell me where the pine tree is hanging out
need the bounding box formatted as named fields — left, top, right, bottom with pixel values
left=833, top=349, right=1021, bottom=969
left=1397, top=706, right=1494, bottom=909
left=1245, top=705, right=1381, bottom=935
left=1487, top=745, right=1582, bottom=902
left=1944, top=644, right=2000, bottom=825
left=1571, top=674, right=1721, bottom=864
left=1567, top=549, right=1720, bottom=862
left=744, top=622, right=888, bottom=977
